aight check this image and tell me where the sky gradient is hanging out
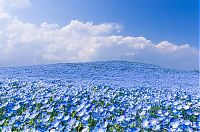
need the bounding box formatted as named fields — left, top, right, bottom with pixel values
left=0, top=0, right=199, bottom=69
left=7, top=0, right=199, bottom=48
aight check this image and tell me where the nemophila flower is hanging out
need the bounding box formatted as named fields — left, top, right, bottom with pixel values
left=142, top=119, right=149, bottom=128
left=30, top=112, right=39, bottom=119
left=0, top=119, right=5, bottom=125
left=163, top=111, right=169, bottom=116
left=1, top=102, right=8, bottom=108
left=49, top=128, right=56, bottom=132
left=63, top=115, right=70, bottom=121
left=186, top=109, right=193, bottom=116
left=42, top=98, right=48, bottom=104
left=51, top=119, right=60, bottom=128
left=116, top=115, right=125, bottom=122
left=56, top=112, right=64, bottom=120
left=108, top=106, right=115, bottom=112
left=75, top=103, right=85, bottom=112
left=139, top=110, right=146, bottom=116
left=63, top=126, right=72, bottom=132
left=152, top=124, right=160, bottom=130
left=192, top=111, right=199, bottom=116
left=170, top=120, right=180, bottom=129
left=149, top=118, right=158, bottom=126
left=42, top=114, right=50, bottom=122
left=85, top=103, right=91, bottom=109
left=46, top=107, right=54, bottom=112
left=197, top=122, right=200, bottom=128
left=13, top=103, right=21, bottom=111
left=183, top=119, right=191, bottom=126
left=157, top=109, right=162, bottom=115
left=2, top=126, right=12, bottom=132
left=124, top=116, right=131, bottom=123
left=77, top=109, right=85, bottom=117
left=74, top=120, right=80, bottom=128
left=177, top=105, right=182, bottom=110
left=82, top=126, right=89, bottom=132
left=14, top=120, right=21, bottom=128
left=101, top=120, right=108, bottom=128
left=68, top=118, right=76, bottom=126
left=183, top=104, right=190, bottom=110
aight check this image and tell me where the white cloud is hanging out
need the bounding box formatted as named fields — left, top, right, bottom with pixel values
left=0, top=9, right=198, bottom=69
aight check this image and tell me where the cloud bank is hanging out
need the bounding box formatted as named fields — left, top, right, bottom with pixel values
left=0, top=1, right=198, bottom=69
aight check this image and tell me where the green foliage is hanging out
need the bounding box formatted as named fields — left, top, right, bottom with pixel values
left=88, top=117, right=97, bottom=128
left=29, top=118, right=35, bottom=126
left=107, top=124, right=124, bottom=132
left=76, top=122, right=83, bottom=132
left=71, top=111, right=77, bottom=118
left=148, top=105, right=161, bottom=118
left=49, top=96, right=54, bottom=102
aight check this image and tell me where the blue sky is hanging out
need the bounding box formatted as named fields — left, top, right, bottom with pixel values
left=9, top=0, right=199, bottom=48
left=0, top=0, right=199, bottom=69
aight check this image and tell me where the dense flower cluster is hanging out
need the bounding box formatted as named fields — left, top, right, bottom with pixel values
left=0, top=80, right=199, bottom=131
left=0, top=61, right=199, bottom=131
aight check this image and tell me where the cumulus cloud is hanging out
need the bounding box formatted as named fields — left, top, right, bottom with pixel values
left=0, top=7, right=199, bottom=69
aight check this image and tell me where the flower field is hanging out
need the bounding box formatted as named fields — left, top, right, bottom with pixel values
left=0, top=61, right=199, bottom=131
